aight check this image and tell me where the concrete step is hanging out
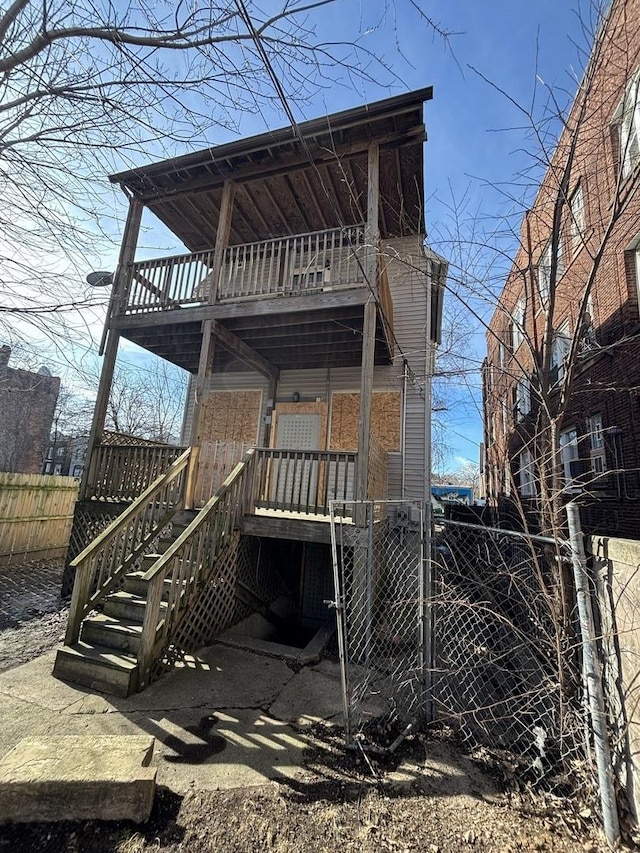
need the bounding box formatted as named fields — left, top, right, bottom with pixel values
left=102, top=590, right=148, bottom=622
left=0, top=735, right=156, bottom=823
left=81, top=614, right=143, bottom=655
left=52, top=642, right=138, bottom=698
left=140, top=553, right=163, bottom=573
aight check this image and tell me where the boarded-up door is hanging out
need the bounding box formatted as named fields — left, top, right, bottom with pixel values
left=273, top=412, right=322, bottom=507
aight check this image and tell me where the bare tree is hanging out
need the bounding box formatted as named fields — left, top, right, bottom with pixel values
left=104, top=359, right=188, bottom=444
left=0, top=0, right=450, bottom=349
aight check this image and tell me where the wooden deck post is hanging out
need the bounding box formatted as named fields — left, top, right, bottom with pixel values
left=185, top=180, right=236, bottom=508
left=79, top=198, right=143, bottom=501
left=355, top=142, right=380, bottom=511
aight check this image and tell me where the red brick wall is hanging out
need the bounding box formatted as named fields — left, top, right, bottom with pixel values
left=483, top=0, right=640, bottom=537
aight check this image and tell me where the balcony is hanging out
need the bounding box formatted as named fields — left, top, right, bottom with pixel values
left=113, top=226, right=394, bottom=373
left=122, top=226, right=367, bottom=314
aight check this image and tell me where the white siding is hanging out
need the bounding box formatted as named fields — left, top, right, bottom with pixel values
left=182, top=234, right=439, bottom=503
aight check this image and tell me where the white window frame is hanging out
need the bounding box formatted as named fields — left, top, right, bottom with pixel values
left=538, top=238, right=564, bottom=307
left=512, top=296, right=525, bottom=351
left=559, top=428, right=580, bottom=490
left=551, top=323, right=571, bottom=383
left=501, top=397, right=508, bottom=437
left=569, top=184, right=586, bottom=252
left=515, top=376, right=531, bottom=421
left=614, top=69, right=640, bottom=179
left=518, top=449, right=535, bottom=497
left=588, top=413, right=606, bottom=475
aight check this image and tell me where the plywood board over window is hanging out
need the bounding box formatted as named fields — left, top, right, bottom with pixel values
left=329, top=392, right=401, bottom=451
left=200, top=390, right=262, bottom=443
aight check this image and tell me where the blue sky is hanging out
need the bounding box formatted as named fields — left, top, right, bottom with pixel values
left=80, top=1, right=596, bottom=462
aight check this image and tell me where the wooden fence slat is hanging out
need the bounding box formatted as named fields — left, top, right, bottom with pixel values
left=0, top=473, right=79, bottom=566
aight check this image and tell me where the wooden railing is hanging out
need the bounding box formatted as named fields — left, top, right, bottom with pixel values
left=65, top=448, right=191, bottom=645
left=252, top=449, right=357, bottom=517
left=86, top=443, right=187, bottom=501
left=194, top=439, right=254, bottom=508
left=367, top=435, right=389, bottom=502
left=122, top=226, right=366, bottom=313
left=137, top=449, right=257, bottom=688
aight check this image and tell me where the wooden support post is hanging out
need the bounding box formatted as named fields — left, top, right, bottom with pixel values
left=79, top=198, right=143, bottom=501
left=262, top=376, right=278, bottom=447
left=185, top=180, right=236, bottom=508
left=355, top=143, right=380, bottom=510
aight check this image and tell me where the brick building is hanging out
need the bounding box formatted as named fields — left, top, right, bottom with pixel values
left=482, top=0, right=640, bottom=538
left=0, top=346, right=60, bottom=474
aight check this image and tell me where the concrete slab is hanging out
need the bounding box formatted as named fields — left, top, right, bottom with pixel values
left=116, top=644, right=295, bottom=712
left=270, top=666, right=345, bottom=724
left=136, top=707, right=312, bottom=793
left=0, top=735, right=156, bottom=823
left=0, top=640, right=353, bottom=801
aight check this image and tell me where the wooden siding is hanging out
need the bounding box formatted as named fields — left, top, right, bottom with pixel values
left=0, top=473, right=78, bottom=566
left=199, top=390, right=263, bottom=444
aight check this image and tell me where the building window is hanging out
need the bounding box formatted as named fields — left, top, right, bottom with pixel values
left=515, top=376, right=531, bottom=421
left=559, top=428, right=580, bottom=489
left=499, top=341, right=506, bottom=369
left=501, top=397, right=508, bottom=436
left=504, top=461, right=511, bottom=496
left=569, top=185, right=586, bottom=252
left=614, top=70, right=640, bottom=178
left=588, top=413, right=606, bottom=474
left=538, top=238, right=564, bottom=307
left=551, top=323, right=571, bottom=383
left=512, top=296, right=525, bottom=351
left=519, top=449, right=535, bottom=497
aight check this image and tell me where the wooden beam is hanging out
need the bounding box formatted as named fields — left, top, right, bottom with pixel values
left=211, top=320, right=279, bottom=383
left=80, top=198, right=143, bottom=500
left=355, top=142, right=380, bottom=506
left=135, top=127, right=425, bottom=203
left=111, top=289, right=369, bottom=331
left=207, top=179, right=236, bottom=305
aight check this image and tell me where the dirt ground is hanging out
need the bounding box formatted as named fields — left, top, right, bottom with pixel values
left=0, top=564, right=625, bottom=852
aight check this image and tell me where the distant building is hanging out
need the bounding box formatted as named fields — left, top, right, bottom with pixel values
left=0, top=345, right=60, bottom=474
left=43, top=434, right=88, bottom=478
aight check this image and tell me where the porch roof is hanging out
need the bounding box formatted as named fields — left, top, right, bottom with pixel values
left=109, top=88, right=432, bottom=250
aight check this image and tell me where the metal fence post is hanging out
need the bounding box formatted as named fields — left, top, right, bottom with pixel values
left=566, top=502, right=620, bottom=849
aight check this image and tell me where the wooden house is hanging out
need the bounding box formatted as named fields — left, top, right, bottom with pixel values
left=54, top=88, right=447, bottom=696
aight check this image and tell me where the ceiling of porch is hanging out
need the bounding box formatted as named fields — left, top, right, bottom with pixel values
left=110, top=88, right=431, bottom=251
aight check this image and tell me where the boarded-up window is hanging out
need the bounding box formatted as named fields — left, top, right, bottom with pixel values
left=200, top=391, right=262, bottom=443
left=330, top=392, right=401, bottom=451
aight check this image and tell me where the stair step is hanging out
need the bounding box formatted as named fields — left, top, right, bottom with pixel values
left=103, top=591, right=148, bottom=621
left=140, top=553, right=163, bottom=573
left=81, top=614, right=143, bottom=654
left=122, top=573, right=178, bottom=600
left=53, top=642, right=138, bottom=698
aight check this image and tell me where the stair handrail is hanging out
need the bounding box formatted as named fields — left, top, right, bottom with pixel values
left=65, top=447, right=191, bottom=645
left=136, top=449, right=256, bottom=687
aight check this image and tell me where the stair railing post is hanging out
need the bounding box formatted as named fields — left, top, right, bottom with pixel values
left=137, top=572, right=165, bottom=690
left=65, top=559, right=94, bottom=644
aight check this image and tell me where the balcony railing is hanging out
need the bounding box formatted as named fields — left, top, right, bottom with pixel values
left=252, top=449, right=358, bottom=517
left=122, top=226, right=366, bottom=314
left=85, top=443, right=187, bottom=501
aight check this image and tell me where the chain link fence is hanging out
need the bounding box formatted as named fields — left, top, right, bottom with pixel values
left=432, top=518, right=594, bottom=798
left=330, top=503, right=596, bottom=801
left=330, top=500, right=426, bottom=749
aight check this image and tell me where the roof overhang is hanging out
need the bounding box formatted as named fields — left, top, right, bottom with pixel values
left=109, top=88, right=433, bottom=250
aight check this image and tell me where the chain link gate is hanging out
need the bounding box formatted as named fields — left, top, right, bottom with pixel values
left=329, top=500, right=428, bottom=750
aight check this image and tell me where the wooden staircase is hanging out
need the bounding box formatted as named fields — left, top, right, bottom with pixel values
left=54, top=449, right=257, bottom=698
left=54, top=510, right=196, bottom=697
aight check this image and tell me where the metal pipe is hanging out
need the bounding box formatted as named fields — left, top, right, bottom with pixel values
left=566, top=502, right=620, bottom=849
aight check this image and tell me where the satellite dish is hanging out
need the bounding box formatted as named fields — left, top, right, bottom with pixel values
left=86, top=271, right=114, bottom=287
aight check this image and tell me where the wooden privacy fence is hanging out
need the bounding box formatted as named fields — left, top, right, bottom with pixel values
left=0, top=473, right=79, bottom=567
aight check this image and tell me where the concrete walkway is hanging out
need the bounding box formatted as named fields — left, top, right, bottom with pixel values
left=0, top=641, right=354, bottom=795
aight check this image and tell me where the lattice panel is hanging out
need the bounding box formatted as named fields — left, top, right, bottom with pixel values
left=62, top=502, right=125, bottom=597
